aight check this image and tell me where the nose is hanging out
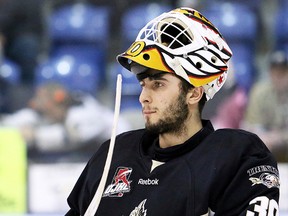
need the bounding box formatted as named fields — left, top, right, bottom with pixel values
left=139, top=87, right=151, bottom=105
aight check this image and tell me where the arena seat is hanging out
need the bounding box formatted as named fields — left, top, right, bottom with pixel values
left=203, top=2, right=258, bottom=92
left=46, top=3, right=110, bottom=86
left=274, top=5, right=288, bottom=51
left=229, top=43, right=256, bottom=92
left=0, top=58, right=21, bottom=85
left=35, top=53, right=101, bottom=95
left=203, top=2, right=258, bottom=44
left=49, top=3, right=109, bottom=45
left=121, top=3, right=173, bottom=49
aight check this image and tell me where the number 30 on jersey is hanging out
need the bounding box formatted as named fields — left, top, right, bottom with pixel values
left=246, top=196, right=279, bottom=216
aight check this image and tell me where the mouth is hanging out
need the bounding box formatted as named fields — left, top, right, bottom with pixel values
left=142, top=108, right=156, bottom=116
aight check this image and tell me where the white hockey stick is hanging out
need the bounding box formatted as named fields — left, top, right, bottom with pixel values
left=84, top=74, right=122, bottom=216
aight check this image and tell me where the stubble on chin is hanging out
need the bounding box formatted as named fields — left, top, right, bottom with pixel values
left=144, top=94, right=189, bottom=135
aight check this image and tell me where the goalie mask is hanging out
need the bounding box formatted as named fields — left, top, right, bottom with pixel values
left=117, top=7, right=233, bottom=100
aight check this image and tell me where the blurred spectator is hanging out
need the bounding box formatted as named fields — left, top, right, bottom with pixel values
left=0, top=82, right=131, bottom=161
left=0, top=0, right=45, bottom=84
left=242, top=50, right=288, bottom=162
left=210, top=87, right=248, bottom=129
left=203, top=60, right=249, bottom=129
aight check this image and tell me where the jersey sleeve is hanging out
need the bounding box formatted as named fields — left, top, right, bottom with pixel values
left=210, top=130, right=280, bottom=216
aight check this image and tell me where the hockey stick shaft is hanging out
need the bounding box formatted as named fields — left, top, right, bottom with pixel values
left=84, top=74, right=122, bottom=216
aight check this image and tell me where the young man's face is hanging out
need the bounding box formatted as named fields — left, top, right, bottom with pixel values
left=138, top=70, right=189, bottom=134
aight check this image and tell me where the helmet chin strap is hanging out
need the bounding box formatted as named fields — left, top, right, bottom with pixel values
left=170, top=58, right=190, bottom=83
left=202, top=84, right=217, bottom=100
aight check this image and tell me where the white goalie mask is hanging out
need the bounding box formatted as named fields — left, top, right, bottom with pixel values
left=117, top=7, right=233, bottom=100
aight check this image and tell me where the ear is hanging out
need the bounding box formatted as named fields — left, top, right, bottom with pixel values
left=187, top=87, right=204, bottom=104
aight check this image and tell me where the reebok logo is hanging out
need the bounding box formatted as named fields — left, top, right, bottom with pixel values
left=138, top=178, right=159, bottom=185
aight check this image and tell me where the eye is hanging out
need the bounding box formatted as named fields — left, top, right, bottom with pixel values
left=153, top=81, right=164, bottom=88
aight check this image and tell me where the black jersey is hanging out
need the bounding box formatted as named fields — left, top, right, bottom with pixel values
left=66, top=120, right=280, bottom=216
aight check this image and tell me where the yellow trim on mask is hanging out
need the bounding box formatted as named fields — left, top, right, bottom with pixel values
left=123, top=46, right=173, bottom=73
left=189, top=73, right=220, bottom=87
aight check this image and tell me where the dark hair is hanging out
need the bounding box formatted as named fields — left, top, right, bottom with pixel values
left=178, top=77, right=207, bottom=115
